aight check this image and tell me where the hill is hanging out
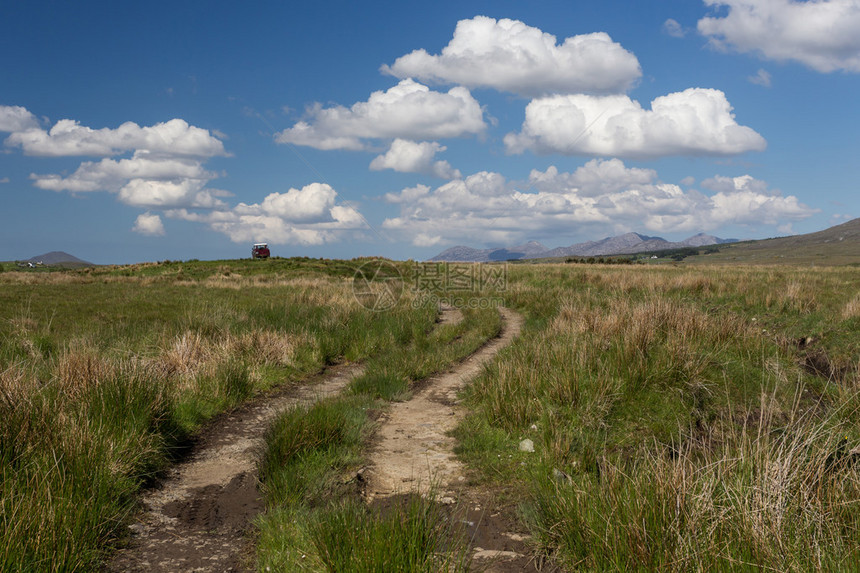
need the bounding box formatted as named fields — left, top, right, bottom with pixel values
left=686, top=218, right=860, bottom=265
left=23, top=251, right=95, bottom=267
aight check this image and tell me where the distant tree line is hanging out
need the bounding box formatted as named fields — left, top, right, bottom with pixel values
left=564, top=245, right=721, bottom=264
left=565, top=257, right=639, bottom=265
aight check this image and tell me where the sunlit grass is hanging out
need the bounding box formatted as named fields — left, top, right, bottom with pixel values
left=4, top=259, right=858, bottom=571
left=0, top=258, right=435, bottom=572
left=255, top=303, right=500, bottom=571
left=456, top=263, right=860, bottom=571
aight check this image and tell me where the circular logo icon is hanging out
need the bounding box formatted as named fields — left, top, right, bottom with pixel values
left=352, top=260, right=403, bottom=311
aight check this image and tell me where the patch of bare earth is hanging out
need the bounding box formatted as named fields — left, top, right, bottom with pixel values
left=109, top=307, right=543, bottom=572
left=361, top=308, right=554, bottom=572
left=108, top=363, right=362, bottom=572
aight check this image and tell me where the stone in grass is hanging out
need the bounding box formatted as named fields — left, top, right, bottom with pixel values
left=519, top=438, right=535, bottom=453
left=553, top=468, right=573, bottom=484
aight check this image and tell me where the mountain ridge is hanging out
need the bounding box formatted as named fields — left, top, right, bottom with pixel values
left=428, top=232, right=737, bottom=262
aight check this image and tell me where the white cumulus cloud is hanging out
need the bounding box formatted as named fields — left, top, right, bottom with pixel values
left=382, top=16, right=641, bottom=96
left=31, top=153, right=218, bottom=193
left=275, top=79, right=485, bottom=151
left=382, top=162, right=816, bottom=247
left=0, top=105, right=39, bottom=133
left=166, top=182, right=368, bottom=246
left=370, top=139, right=461, bottom=179
left=4, top=105, right=231, bottom=212
left=504, top=88, right=766, bottom=158
left=132, top=212, right=166, bottom=236
left=257, top=183, right=338, bottom=223
left=528, top=159, right=657, bottom=196
left=698, top=0, right=860, bottom=73
left=701, top=174, right=818, bottom=225
left=117, top=179, right=228, bottom=209
left=6, top=118, right=227, bottom=157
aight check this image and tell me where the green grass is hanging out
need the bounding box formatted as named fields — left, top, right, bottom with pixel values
left=309, top=496, right=470, bottom=573
left=455, top=263, right=860, bottom=571
left=0, top=259, right=437, bottom=572
left=6, top=259, right=859, bottom=571
left=255, top=301, right=501, bottom=571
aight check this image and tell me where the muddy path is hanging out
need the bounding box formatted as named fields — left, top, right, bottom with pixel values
left=108, top=306, right=537, bottom=572
left=362, top=307, right=522, bottom=503
left=361, top=308, right=551, bottom=572
left=108, top=362, right=363, bottom=572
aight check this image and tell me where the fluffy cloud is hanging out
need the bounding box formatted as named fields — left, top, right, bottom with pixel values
left=275, top=79, right=485, bottom=151
left=117, top=179, right=229, bottom=209
left=256, top=183, right=338, bottom=222
left=382, top=16, right=641, bottom=96
left=3, top=105, right=231, bottom=215
left=528, top=159, right=656, bottom=196
left=30, top=150, right=228, bottom=210
left=698, top=0, right=860, bottom=73
left=6, top=118, right=227, bottom=157
left=31, top=153, right=217, bottom=193
left=370, top=139, right=461, bottom=179
left=701, top=174, right=817, bottom=225
left=382, top=161, right=816, bottom=246
left=167, top=182, right=367, bottom=245
left=132, top=212, right=166, bottom=236
left=0, top=105, right=39, bottom=132
left=504, top=88, right=766, bottom=158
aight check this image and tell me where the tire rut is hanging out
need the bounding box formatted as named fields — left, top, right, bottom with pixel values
left=108, top=363, right=362, bottom=572
left=362, top=307, right=537, bottom=572
left=107, top=305, right=468, bottom=573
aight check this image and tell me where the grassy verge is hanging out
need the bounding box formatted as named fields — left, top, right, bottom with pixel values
left=255, top=302, right=500, bottom=572
left=455, top=264, right=860, bottom=571
left=0, top=259, right=433, bottom=572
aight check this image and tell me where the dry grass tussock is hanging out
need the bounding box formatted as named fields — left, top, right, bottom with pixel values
left=551, top=295, right=751, bottom=347
left=0, top=271, right=95, bottom=285
left=842, top=292, right=860, bottom=320
left=154, top=328, right=312, bottom=390
left=536, top=387, right=860, bottom=570
left=221, top=329, right=310, bottom=367
left=0, top=271, right=160, bottom=286
left=5, top=317, right=42, bottom=361
left=767, top=279, right=819, bottom=313
left=54, top=342, right=116, bottom=399
left=0, top=363, right=35, bottom=411
left=159, top=331, right=214, bottom=377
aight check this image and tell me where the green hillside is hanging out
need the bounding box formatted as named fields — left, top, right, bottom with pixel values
left=687, top=217, right=860, bottom=265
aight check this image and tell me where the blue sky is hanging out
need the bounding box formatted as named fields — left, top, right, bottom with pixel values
left=1, top=0, right=858, bottom=263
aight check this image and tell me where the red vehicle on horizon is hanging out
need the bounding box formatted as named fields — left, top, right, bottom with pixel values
left=252, top=243, right=270, bottom=259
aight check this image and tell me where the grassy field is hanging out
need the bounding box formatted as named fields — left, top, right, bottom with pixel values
left=456, top=264, right=860, bottom=571
left=2, top=258, right=858, bottom=571
left=0, top=258, right=478, bottom=571
left=254, top=302, right=499, bottom=572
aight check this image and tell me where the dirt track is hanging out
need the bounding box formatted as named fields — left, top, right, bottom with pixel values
left=108, top=361, right=363, bottom=572
left=363, top=307, right=542, bottom=572
left=108, top=306, right=535, bottom=572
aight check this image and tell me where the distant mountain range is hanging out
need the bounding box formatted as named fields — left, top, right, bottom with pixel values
left=428, top=232, right=738, bottom=262
left=22, top=251, right=94, bottom=267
